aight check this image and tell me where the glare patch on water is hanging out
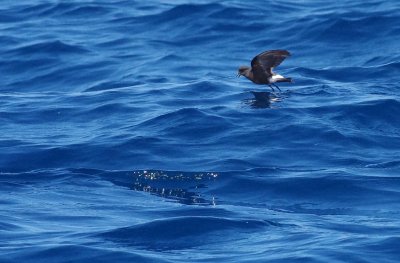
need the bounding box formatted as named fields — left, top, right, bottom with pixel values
left=132, top=170, right=219, bottom=205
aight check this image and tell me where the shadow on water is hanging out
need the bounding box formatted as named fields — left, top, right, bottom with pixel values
left=242, top=91, right=287, bottom=108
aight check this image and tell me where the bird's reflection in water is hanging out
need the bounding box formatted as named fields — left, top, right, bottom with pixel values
left=131, top=170, right=218, bottom=206
left=243, top=91, right=288, bottom=108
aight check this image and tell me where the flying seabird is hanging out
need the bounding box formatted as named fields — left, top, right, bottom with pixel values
left=237, top=50, right=292, bottom=92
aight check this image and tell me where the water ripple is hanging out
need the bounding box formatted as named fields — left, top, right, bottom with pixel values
left=2, top=0, right=400, bottom=262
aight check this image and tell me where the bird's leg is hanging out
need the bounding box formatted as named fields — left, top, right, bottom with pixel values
left=268, top=84, right=276, bottom=92
left=272, top=83, right=281, bottom=92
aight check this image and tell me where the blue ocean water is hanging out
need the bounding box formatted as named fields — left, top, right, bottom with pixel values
left=1, top=0, right=400, bottom=262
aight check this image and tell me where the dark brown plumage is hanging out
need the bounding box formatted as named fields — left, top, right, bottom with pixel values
left=238, top=50, right=292, bottom=92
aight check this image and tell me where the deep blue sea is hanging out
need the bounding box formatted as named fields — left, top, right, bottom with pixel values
left=1, top=0, right=400, bottom=262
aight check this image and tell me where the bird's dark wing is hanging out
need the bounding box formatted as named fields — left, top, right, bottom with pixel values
left=251, top=50, right=290, bottom=76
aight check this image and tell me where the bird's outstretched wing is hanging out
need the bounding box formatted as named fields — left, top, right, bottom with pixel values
left=251, top=50, right=290, bottom=77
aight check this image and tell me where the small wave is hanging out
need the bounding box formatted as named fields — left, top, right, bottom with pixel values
left=208, top=6, right=248, bottom=19
left=0, top=35, right=21, bottom=47
left=0, top=14, right=20, bottom=23
left=365, top=160, right=400, bottom=169
left=98, top=216, right=274, bottom=250
left=151, top=3, right=222, bottom=23
left=364, top=237, right=400, bottom=255
left=329, top=99, right=400, bottom=128
left=295, top=63, right=400, bottom=82
left=156, top=54, right=186, bottom=63
left=0, top=245, right=160, bottom=263
left=138, top=107, right=233, bottom=133
left=6, top=40, right=90, bottom=56
left=111, top=3, right=223, bottom=26
left=296, top=13, right=400, bottom=43
left=61, top=5, right=112, bottom=17
left=0, top=58, right=58, bottom=76
left=95, top=37, right=133, bottom=48
left=7, top=61, right=114, bottom=92
left=83, top=102, right=133, bottom=116
left=363, top=54, right=400, bottom=66
left=85, top=81, right=143, bottom=92
left=19, top=3, right=51, bottom=14
left=38, top=2, right=108, bottom=18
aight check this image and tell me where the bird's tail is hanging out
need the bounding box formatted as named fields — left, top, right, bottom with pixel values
left=276, top=77, right=293, bottom=83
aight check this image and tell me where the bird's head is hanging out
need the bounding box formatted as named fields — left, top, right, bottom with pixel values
left=237, top=66, right=250, bottom=77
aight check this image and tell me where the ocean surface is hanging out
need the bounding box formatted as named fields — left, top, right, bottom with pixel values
left=1, top=0, right=400, bottom=262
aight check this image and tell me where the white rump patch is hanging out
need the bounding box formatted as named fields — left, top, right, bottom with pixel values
left=269, top=74, right=285, bottom=83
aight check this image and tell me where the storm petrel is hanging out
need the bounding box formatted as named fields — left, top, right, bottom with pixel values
left=237, top=50, right=292, bottom=92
